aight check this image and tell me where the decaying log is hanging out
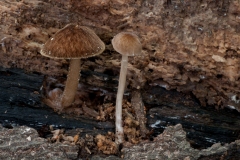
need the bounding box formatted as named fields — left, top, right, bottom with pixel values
left=131, top=89, right=148, bottom=138
left=123, top=124, right=240, bottom=160
left=0, top=0, right=239, bottom=109
left=0, top=66, right=114, bottom=132
left=1, top=124, right=240, bottom=160
left=1, top=0, right=240, bottom=158
left=1, top=66, right=240, bottom=151
left=143, top=85, right=240, bottom=149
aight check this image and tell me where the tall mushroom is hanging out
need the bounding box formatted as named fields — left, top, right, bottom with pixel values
left=41, top=24, right=105, bottom=110
left=111, top=32, right=142, bottom=144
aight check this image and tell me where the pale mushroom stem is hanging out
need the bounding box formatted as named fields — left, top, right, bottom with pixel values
left=115, top=54, right=128, bottom=144
left=61, top=59, right=81, bottom=108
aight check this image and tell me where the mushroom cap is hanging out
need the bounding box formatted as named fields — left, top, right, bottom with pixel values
left=111, top=32, right=142, bottom=56
left=40, top=24, right=105, bottom=59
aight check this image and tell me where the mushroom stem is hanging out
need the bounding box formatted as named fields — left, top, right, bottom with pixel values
left=115, top=54, right=128, bottom=144
left=61, top=59, right=81, bottom=108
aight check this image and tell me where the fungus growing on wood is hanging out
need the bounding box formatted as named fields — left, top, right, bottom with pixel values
left=41, top=24, right=105, bottom=110
left=111, top=32, right=142, bottom=144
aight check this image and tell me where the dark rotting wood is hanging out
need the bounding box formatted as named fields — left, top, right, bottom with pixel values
left=0, top=67, right=114, bottom=133
left=143, top=86, right=240, bottom=149
left=1, top=67, right=240, bottom=150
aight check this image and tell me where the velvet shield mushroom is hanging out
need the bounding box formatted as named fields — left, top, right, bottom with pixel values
left=41, top=24, right=105, bottom=110
left=111, top=32, right=142, bottom=144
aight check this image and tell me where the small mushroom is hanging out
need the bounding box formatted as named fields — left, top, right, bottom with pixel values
left=111, top=32, right=142, bottom=144
left=41, top=24, right=105, bottom=110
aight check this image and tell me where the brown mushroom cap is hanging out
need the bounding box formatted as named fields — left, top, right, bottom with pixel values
left=111, top=32, right=142, bottom=56
left=40, top=24, right=105, bottom=59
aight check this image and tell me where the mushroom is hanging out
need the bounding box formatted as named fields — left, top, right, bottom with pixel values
left=111, top=32, right=142, bottom=144
left=41, top=24, right=105, bottom=110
